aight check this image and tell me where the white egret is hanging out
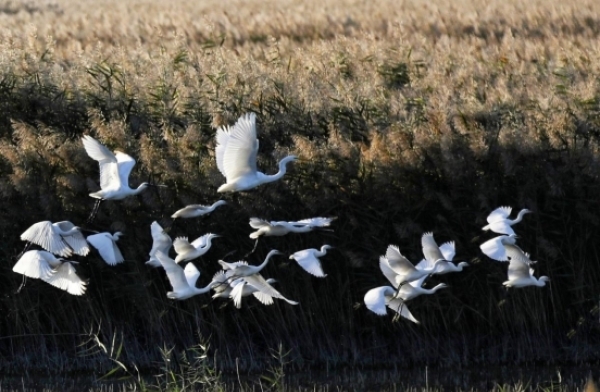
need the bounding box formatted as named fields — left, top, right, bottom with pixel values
left=13, top=250, right=87, bottom=295
left=289, top=245, right=332, bottom=277
left=482, top=206, right=532, bottom=235
left=249, top=217, right=334, bottom=239
left=416, top=239, right=469, bottom=274
left=503, top=253, right=549, bottom=288
left=363, top=286, right=419, bottom=323
left=155, top=251, right=218, bottom=300
left=229, top=276, right=278, bottom=308
left=379, top=260, right=447, bottom=301
left=82, top=135, right=165, bottom=221
left=480, top=234, right=520, bottom=261
left=173, top=233, right=220, bottom=263
left=218, top=249, right=282, bottom=278
left=87, top=232, right=124, bottom=266
left=215, top=112, right=297, bottom=192
left=171, top=200, right=227, bottom=219
left=20, top=220, right=90, bottom=257
left=211, top=270, right=234, bottom=299
left=381, top=245, right=441, bottom=285
left=146, top=221, right=172, bottom=268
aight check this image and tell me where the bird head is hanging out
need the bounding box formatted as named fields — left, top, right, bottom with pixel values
left=113, top=231, right=124, bottom=240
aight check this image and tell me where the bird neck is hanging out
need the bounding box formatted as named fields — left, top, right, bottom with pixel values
left=263, top=157, right=294, bottom=183
left=132, top=183, right=149, bottom=194
left=316, top=246, right=330, bottom=256
left=510, top=210, right=528, bottom=224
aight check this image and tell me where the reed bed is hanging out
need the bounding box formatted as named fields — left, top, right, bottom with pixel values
left=0, top=0, right=599, bottom=378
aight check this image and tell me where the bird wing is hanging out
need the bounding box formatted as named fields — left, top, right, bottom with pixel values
left=487, top=221, right=515, bottom=236
left=215, top=124, right=232, bottom=177
left=487, top=206, right=512, bottom=224
left=173, top=237, right=195, bottom=255
left=364, top=287, right=388, bottom=316
left=249, top=217, right=270, bottom=229
left=150, top=221, right=172, bottom=256
left=87, top=233, right=123, bottom=266
left=230, top=280, right=246, bottom=308
left=293, top=250, right=326, bottom=277
left=479, top=236, right=509, bottom=261
left=211, top=271, right=231, bottom=295
left=252, top=289, right=275, bottom=305
left=42, top=262, right=87, bottom=296
left=20, top=221, right=72, bottom=257
left=183, top=262, right=201, bottom=287
left=115, top=151, right=136, bottom=188
left=415, top=257, right=435, bottom=271
left=294, top=217, right=333, bottom=227
left=379, top=257, right=399, bottom=288
left=422, top=232, right=446, bottom=262
left=243, top=274, right=298, bottom=305
left=82, top=135, right=121, bottom=190
left=387, top=297, right=419, bottom=323
left=190, top=233, right=212, bottom=248
left=507, top=254, right=532, bottom=281
left=439, top=241, right=456, bottom=261
left=504, top=244, right=528, bottom=262
left=61, top=231, right=90, bottom=257
left=221, top=113, right=258, bottom=181
left=384, top=245, right=415, bottom=275
left=155, top=251, right=189, bottom=291
left=408, top=274, right=428, bottom=288
left=13, top=250, right=54, bottom=279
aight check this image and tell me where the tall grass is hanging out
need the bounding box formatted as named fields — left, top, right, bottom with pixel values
left=0, top=0, right=599, bottom=376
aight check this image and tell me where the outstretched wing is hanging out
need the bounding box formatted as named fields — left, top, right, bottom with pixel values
left=243, top=273, right=298, bottom=305
left=487, top=206, right=512, bottom=224
left=87, top=233, right=124, bottom=266
left=20, top=221, right=72, bottom=257
left=379, top=257, right=399, bottom=288
left=364, top=287, right=388, bottom=316
left=221, top=113, right=258, bottom=181
left=82, top=135, right=120, bottom=190
left=294, top=217, right=333, bottom=227
left=384, top=245, right=415, bottom=275
left=13, top=250, right=54, bottom=279
left=439, top=241, right=456, bottom=261
left=61, top=232, right=90, bottom=257
left=155, top=251, right=189, bottom=291
left=42, top=262, right=87, bottom=296
left=173, top=237, right=195, bottom=255
left=249, top=217, right=270, bottom=229
left=115, top=151, right=136, bottom=188
left=387, top=297, right=419, bottom=323
left=422, top=232, right=446, bottom=263
left=292, top=250, right=326, bottom=277
left=183, top=262, right=201, bottom=287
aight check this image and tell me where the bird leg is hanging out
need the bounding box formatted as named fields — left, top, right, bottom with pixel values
left=15, top=275, right=27, bottom=294
left=16, top=241, right=32, bottom=259
left=244, top=238, right=260, bottom=258
left=86, top=199, right=102, bottom=224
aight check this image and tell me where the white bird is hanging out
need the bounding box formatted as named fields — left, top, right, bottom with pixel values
left=379, top=260, right=447, bottom=301
left=215, top=112, right=297, bottom=192
left=173, top=233, right=220, bottom=263
left=363, top=286, right=419, bottom=323
left=211, top=270, right=234, bottom=299
left=503, top=253, right=549, bottom=288
left=229, top=276, right=278, bottom=308
left=20, top=221, right=90, bottom=257
left=480, top=234, right=520, bottom=261
left=13, top=250, right=87, bottom=295
left=87, top=232, right=125, bottom=266
left=82, top=135, right=165, bottom=221
left=171, top=200, right=227, bottom=219
left=249, top=217, right=334, bottom=239
left=289, top=245, right=332, bottom=277
left=381, top=245, right=441, bottom=285
left=155, top=251, right=218, bottom=300
left=416, top=239, right=469, bottom=274
left=218, top=250, right=298, bottom=306
left=146, top=221, right=172, bottom=268
left=482, top=206, right=532, bottom=235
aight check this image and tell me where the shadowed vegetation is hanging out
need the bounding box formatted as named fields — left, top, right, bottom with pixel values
left=0, top=0, right=599, bottom=382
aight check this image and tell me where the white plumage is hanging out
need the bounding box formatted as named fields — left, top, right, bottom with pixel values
left=171, top=200, right=227, bottom=219
left=173, top=233, right=220, bottom=263
left=87, top=232, right=125, bottom=266
left=289, top=245, right=332, bottom=277
left=155, top=251, right=217, bottom=300
left=249, top=217, right=334, bottom=239
left=364, top=286, right=419, bottom=323
left=20, top=221, right=89, bottom=257
left=482, top=206, right=531, bottom=235
left=146, top=221, right=172, bottom=268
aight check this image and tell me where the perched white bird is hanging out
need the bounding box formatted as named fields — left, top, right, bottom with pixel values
left=171, top=200, right=227, bottom=219
left=82, top=135, right=165, bottom=221
left=480, top=234, right=520, bottom=262
left=20, top=221, right=90, bottom=257
left=249, top=217, right=334, bottom=239
left=379, top=261, right=447, bottom=300
left=173, top=233, right=220, bottom=263
left=289, top=245, right=332, bottom=277
left=87, top=232, right=125, bottom=266
left=155, top=251, right=218, bottom=300
left=416, top=238, right=469, bottom=274
left=364, top=286, right=419, bottom=323
left=381, top=245, right=441, bottom=285
left=146, top=221, right=172, bottom=268
left=229, top=276, right=278, bottom=308
left=215, top=112, right=297, bottom=192
left=482, top=206, right=531, bottom=235
left=218, top=250, right=298, bottom=305
left=13, top=250, right=87, bottom=295
left=503, top=253, right=549, bottom=288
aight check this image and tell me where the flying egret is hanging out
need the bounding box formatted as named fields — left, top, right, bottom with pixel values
left=482, top=206, right=531, bottom=235
left=173, top=233, right=220, bottom=263
left=20, top=220, right=90, bottom=257
left=82, top=135, right=165, bottom=222
left=503, top=253, right=549, bottom=288
left=249, top=217, right=334, bottom=239
left=363, top=286, right=419, bottom=323
left=219, top=249, right=283, bottom=279
left=416, top=238, right=469, bottom=274
left=155, top=251, right=218, bottom=300
left=289, top=245, right=332, bottom=277
left=171, top=200, right=227, bottom=219
left=381, top=245, right=443, bottom=285
left=215, top=112, right=297, bottom=192
left=229, top=276, right=279, bottom=308
left=379, top=260, right=447, bottom=301
left=146, top=221, right=172, bottom=268
left=13, top=250, right=87, bottom=295
left=480, top=234, right=520, bottom=261
left=87, top=232, right=125, bottom=266
left=211, top=270, right=234, bottom=299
